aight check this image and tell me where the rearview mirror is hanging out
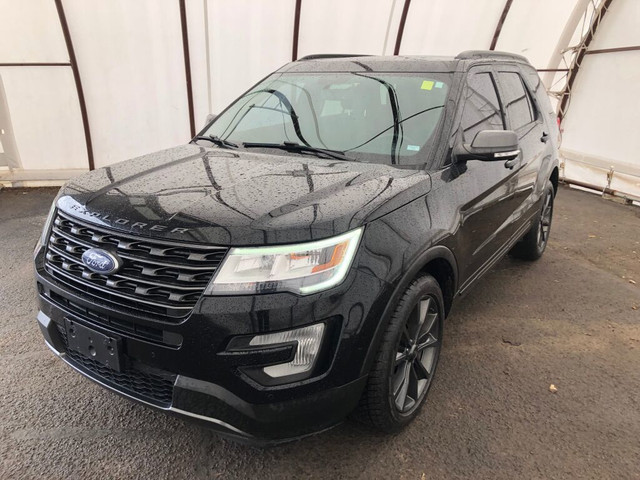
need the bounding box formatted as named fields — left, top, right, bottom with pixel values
left=454, top=130, right=520, bottom=162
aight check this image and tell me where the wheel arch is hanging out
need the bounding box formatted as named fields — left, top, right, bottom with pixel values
left=418, top=256, right=456, bottom=317
left=359, top=245, right=458, bottom=376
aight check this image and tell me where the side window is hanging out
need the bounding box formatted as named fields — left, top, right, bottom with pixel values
left=497, top=71, right=535, bottom=130
left=521, top=66, right=542, bottom=95
left=521, top=65, right=551, bottom=118
left=460, top=72, right=505, bottom=143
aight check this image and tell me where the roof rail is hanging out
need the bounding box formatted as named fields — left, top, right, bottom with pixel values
left=297, top=54, right=371, bottom=61
left=455, top=50, right=529, bottom=63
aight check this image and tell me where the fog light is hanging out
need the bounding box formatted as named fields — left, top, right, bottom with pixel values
left=249, top=323, right=325, bottom=378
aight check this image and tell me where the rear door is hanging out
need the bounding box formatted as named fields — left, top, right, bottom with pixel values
left=494, top=66, right=548, bottom=227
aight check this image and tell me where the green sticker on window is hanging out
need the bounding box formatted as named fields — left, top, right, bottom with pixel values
left=435, top=81, right=444, bottom=89
left=420, top=80, right=434, bottom=91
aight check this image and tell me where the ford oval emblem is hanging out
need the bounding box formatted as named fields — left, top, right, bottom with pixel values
left=81, top=248, right=122, bottom=275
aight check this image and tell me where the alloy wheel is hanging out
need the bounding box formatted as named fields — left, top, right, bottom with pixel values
left=391, top=296, right=440, bottom=414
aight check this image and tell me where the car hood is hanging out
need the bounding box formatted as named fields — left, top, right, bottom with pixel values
left=57, top=145, right=431, bottom=245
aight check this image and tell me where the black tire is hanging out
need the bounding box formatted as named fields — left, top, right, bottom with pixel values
left=354, top=274, right=444, bottom=432
left=510, top=180, right=555, bottom=261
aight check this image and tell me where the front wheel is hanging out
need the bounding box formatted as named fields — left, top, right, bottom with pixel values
left=353, top=274, right=444, bottom=432
left=510, top=180, right=555, bottom=261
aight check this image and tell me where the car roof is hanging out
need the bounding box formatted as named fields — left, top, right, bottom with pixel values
left=278, top=51, right=531, bottom=74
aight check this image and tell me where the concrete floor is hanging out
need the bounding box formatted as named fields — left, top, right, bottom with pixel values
left=1, top=186, right=639, bottom=479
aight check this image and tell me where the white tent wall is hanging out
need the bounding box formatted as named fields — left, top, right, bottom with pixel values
left=206, top=0, right=295, bottom=115
left=0, top=0, right=87, bottom=176
left=297, top=0, right=405, bottom=57
left=495, top=0, right=580, bottom=69
left=400, top=0, right=506, bottom=56
left=0, top=0, right=638, bottom=200
left=0, top=67, right=86, bottom=170
left=0, top=0, right=68, bottom=63
left=559, top=0, right=640, bottom=198
left=63, top=0, right=191, bottom=169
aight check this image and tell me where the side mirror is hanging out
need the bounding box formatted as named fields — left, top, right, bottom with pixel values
left=204, top=113, right=217, bottom=128
left=454, top=130, right=520, bottom=162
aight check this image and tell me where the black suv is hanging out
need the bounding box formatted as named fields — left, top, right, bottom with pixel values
left=34, top=51, right=559, bottom=444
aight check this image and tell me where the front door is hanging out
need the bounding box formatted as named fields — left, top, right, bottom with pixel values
left=432, top=67, right=521, bottom=289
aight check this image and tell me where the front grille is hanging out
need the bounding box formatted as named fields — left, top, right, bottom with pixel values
left=44, top=210, right=228, bottom=320
left=47, top=289, right=182, bottom=347
left=56, top=323, right=175, bottom=407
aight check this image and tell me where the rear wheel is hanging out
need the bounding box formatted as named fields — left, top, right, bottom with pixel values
left=510, top=180, right=555, bottom=261
left=354, top=274, right=443, bottom=432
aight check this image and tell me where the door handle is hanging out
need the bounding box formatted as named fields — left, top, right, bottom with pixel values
left=541, top=131, right=549, bottom=143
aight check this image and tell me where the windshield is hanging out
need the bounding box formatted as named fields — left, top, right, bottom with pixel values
left=202, top=72, right=451, bottom=166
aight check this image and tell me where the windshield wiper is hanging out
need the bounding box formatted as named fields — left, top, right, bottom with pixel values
left=242, top=141, right=353, bottom=162
left=193, top=135, right=238, bottom=149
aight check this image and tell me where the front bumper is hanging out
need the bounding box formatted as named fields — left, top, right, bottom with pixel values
left=38, top=310, right=368, bottom=445
left=34, top=244, right=392, bottom=444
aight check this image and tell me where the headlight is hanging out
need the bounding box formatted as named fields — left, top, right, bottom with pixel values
left=205, top=227, right=363, bottom=295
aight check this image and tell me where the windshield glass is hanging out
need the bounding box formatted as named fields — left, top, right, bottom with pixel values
left=203, top=72, right=451, bottom=166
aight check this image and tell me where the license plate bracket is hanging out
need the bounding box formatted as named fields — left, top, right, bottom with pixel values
left=65, top=319, right=123, bottom=372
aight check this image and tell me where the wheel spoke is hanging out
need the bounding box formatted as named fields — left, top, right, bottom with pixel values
left=416, top=333, right=438, bottom=351
left=414, top=355, right=431, bottom=380
left=423, top=312, right=438, bottom=336
left=542, top=193, right=551, bottom=213
left=395, top=350, right=409, bottom=366
left=408, top=362, right=420, bottom=399
left=412, top=298, right=431, bottom=343
left=391, top=360, right=407, bottom=395
left=537, top=192, right=553, bottom=248
left=394, top=361, right=411, bottom=410
left=410, top=362, right=429, bottom=405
